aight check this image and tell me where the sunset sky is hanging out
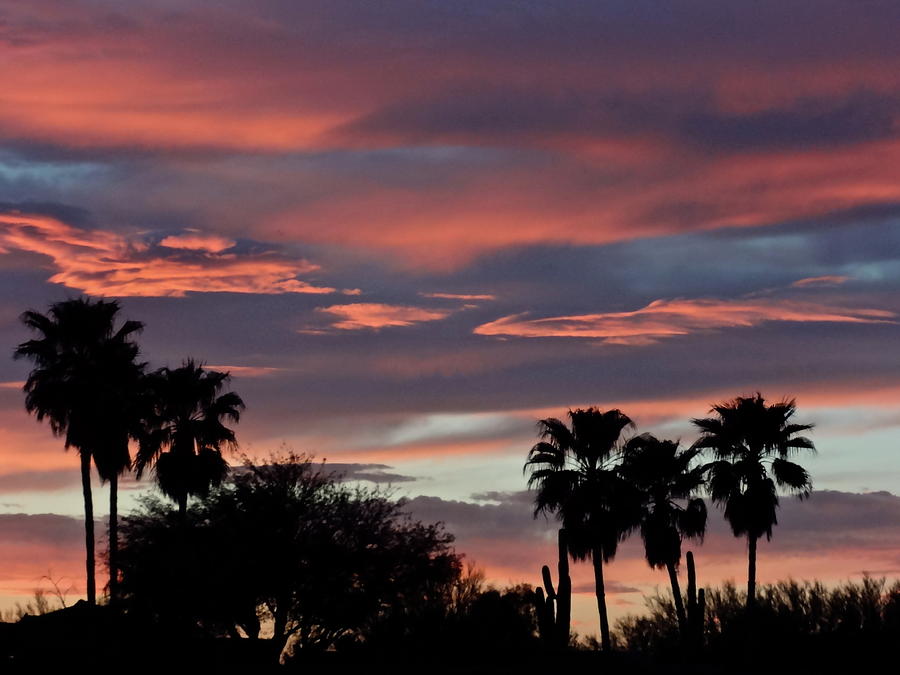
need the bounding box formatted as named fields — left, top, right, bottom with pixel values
left=2, top=1, right=900, bottom=635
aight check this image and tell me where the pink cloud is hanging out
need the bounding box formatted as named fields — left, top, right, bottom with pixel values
left=315, top=303, right=452, bottom=330
left=2, top=5, right=900, bottom=268
left=474, top=297, right=895, bottom=343
left=0, top=211, right=335, bottom=297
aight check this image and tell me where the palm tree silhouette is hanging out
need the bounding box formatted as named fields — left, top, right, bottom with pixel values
left=620, top=433, right=707, bottom=634
left=525, top=407, right=638, bottom=651
left=15, top=298, right=145, bottom=605
left=135, top=359, right=244, bottom=517
left=691, top=394, right=814, bottom=607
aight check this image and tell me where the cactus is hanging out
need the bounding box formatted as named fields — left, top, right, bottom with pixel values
left=534, top=583, right=555, bottom=642
left=685, top=551, right=705, bottom=653
left=555, top=528, right=571, bottom=647
left=533, top=529, right=571, bottom=648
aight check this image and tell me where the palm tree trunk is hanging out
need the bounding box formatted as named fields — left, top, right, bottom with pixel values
left=178, top=493, right=188, bottom=520
left=108, top=472, right=118, bottom=604
left=591, top=545, right=612, bottom=651
left=666, top=560, right=687, bottom=634
left=80, top=452, right=96, bottom=605
left=747, top=535, right=758, bottom=607
left=556, top=528, right=571, bottom=648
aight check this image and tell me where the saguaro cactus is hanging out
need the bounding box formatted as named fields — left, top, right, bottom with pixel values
left=554, top=528, right=571, bottom=646
left=685, top=551, right=706, bottom=652
left=534, top=528, right=571, bottom=647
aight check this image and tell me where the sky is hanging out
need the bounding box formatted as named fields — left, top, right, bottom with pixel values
left=2, top=0, right=900, bottom=635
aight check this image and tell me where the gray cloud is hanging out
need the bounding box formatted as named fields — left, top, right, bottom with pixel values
left=0, top=513, right=83, bottom=546
left=571, top=581, right=641, bottom=595
left=0, top=470, right=77, bottom=494
left=324, top=463, right=417, bottom=484
left=403, top=489, right=900, bottom=572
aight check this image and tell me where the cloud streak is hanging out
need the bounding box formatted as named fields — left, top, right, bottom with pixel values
left=792, top=276, right=851, bottom=288
left=474, top=297, right=895, bottom=344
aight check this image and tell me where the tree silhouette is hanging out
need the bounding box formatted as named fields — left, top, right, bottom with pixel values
left=620, top=433, right=707, bottom=635
left=135, top=360, right=244, bottom=517
left=691, top=394, right=814, bottom=607
left=119, top=452, right=463, bottom=658
left=15, top=297, right=145, bottom=604
left=525, top=407, right=638, bottom=651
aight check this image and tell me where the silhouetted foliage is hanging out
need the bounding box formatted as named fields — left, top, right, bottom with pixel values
left=14, top=297, right=146, bottom=604
left=361, top=563, right=541, bottom=657
left=620, top=434, right=707, bottom=636
left=135, top=359, right=244, bottom=517
left=617, top=577, right=900, bottom=669
left=691, top=394, right=815, bottom=607
left=119, top=453, right=467, bottom=658
left=525, top=408, right=641, bottom=651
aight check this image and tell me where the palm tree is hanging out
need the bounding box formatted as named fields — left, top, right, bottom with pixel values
left=135, top=359, right=244, bottom=517
left=14, top=298, right=145, bottom=605
left=620, top=433, right=707, bottom=634
left=525, top=407, right=639, bottom=651
left=691, top=394, right=814, bottom=607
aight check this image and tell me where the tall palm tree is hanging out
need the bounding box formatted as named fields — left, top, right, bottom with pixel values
left=691, top=394, right=814, bottom=607
left=525, top=407, right=639, bottom=651
left=15, top=297, right=145, bottom=605
left=135, top=359, right=244, bottom=517
left=620, top=433, right=707, bottom=634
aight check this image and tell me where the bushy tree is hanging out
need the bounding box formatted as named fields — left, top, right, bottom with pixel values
left=118, top=453, right=462, bottom=657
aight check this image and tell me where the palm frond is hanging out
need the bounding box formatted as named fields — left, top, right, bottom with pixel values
left=771, top=458, right=812, bottom=498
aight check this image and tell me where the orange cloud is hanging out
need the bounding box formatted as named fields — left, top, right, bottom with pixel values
left=474, top=297, right=895, bottom=343
left=315, top=303, right=452, bottom=330
left=158, top=232, right=236, bottom=253
left=420, top=292, right=497, bottom=301
left=792, top=275, right=851, bottom=287
left=0, top=211, right=335, bottom=297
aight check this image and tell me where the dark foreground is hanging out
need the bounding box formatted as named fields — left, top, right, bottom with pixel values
left=0, top=601, right=891, bottom=675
